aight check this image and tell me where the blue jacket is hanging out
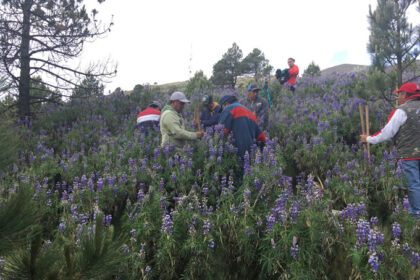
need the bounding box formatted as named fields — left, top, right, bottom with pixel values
left=200, top=102, right=221, bottom=128
left=219, top=102, right=266, bottom=157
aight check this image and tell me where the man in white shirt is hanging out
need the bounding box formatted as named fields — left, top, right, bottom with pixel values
left=361, top=82, right=420, bottom=218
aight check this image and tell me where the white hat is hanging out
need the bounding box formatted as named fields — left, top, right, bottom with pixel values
left=170, top=91, right=190, bottom=103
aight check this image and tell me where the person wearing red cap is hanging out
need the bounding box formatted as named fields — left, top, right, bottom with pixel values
left=361, top=82, right=420, bottom=218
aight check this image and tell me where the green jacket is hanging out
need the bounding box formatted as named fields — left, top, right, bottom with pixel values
left=160, top=105, right=197, bottom=150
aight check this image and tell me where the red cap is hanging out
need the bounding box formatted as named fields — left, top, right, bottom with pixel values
left=394, top=82, right=420, bottom=94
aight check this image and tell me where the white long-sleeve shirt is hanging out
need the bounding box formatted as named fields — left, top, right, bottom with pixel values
left=367, top=109, right=407, bottom=144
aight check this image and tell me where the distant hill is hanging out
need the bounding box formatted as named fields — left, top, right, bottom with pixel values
left=320, top=64, right=370, bottom=76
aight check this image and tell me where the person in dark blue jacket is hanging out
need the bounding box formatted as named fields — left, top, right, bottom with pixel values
left=219, top=95, right=266, bottom=157
left=219, top=94, right=266, bottom=186
left=200, top=95, right=221, bottom=128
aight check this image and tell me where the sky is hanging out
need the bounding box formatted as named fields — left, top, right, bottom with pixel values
left=78, top=0, right=420, bottom=92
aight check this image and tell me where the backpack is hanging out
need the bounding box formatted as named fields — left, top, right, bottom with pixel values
left=275, top=68, right=289, bottom=85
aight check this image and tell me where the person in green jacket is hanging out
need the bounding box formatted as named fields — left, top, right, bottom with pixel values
left=160, top=91, right=204, bottom=150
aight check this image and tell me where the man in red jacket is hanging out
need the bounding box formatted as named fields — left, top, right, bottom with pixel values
left=136, top=101, right=162, bottom=133
left=286, top=58, right=299, bottom=92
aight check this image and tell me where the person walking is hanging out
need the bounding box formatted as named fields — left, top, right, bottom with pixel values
left=219, top=94, right=266, bottom=185
left=200, top=95, right=222, bottom=128
left=240, top=84, right=269, bottom=130
left=360, top=82, right=420, bottom=218
left=136, top=101, right=162, bottom=133
left=160, top=92, right=203, bottom=151
left=285, top=58, right=299, bottom=92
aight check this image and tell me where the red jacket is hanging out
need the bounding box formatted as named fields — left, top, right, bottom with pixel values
left=287, top=65, right=299, bottom=85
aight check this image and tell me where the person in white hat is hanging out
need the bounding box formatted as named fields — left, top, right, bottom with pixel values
left=160, top=92, right=204, bottom=150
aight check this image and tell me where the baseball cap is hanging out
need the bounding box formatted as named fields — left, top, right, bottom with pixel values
left=248, top=84, right=260, bottom=92
left=170, top=91, right=190, bottom=103
left=201, top=95, right=211, bottom=103
left=220, top=95, right=235, bottom=106
left=148, top=101, right=162, bottom=109
left=394, top=82, right=420, bottom=94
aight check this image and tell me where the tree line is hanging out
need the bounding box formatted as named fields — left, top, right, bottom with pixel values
left=0, top=0, right=419, bottom=120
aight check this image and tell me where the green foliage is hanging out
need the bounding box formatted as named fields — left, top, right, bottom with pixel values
left=0, top=124, right=22, bottom=173
left=185, top=70, right=212, bottom=98
left=368, top=0, right=419, bottom=86
left=0, top=187, right=41, bottom=255
left=240, top=48, right=273, bottom=81
left=72, top=75, right=105, bottom=99
left=303, top=61, right=321, bottom=77
left=211, top=42, right=244, bottom=88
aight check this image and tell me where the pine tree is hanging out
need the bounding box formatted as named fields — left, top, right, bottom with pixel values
left=240, top=48, right=273, bottom=81
left=367, top=0, right=419, bottom=86
left=303, top=61, right=321, bottom=77
left=0, top=0, right=115, bottom=119
left=211, top=43, right=244, bottom=88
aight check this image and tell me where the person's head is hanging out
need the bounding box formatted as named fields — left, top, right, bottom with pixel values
left=288, top=57, right=295, bottom=68
left=201, top=95, right=213, bottom=109
left=148, top=101, right=162, bottom=111
left=247, top=84, right=260, bottom=101
left=395, top=82, right=420, bottom=104
left=169, top=91, right=190, bottom=113
left=219, top=95, right=238, bottom=110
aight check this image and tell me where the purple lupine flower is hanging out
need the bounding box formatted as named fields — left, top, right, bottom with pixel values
left=161, top=214, right=173, bottom=235
left=403, top=197, right=409, bottom=210
left=97, top=178, right=104, bottom=192
left=59, top=222, right=66, bottom=233
left=140, top=243, right=146, bottom=256
left=266, top=214, right=276, bottom=232
left=137, top=189, right=145, bottom=203
left=104, top=215, right=112, bottom=227
left=392, top=223, right=402, bottom=242
left=355, top=220, right=370, bottom=249
left=368, top=254, right=379, bottom=273
left=171, top=172, right=177, bottom=184
left=130, top=229, right=136, bottom=237
left=160, top=196, right=166, bottom=210
left=370, top=217, right=378, bottom=226
left=208, top=239, right=215, bottom=249
left=410, top=251, right=419, bottom=267
left=254, top=178, right=262, bottom=192
left=145, top=266, right=151, bottom=275
left=290, top=244, right=299, bottom=260
left=203, top=219, right=211, bottom=235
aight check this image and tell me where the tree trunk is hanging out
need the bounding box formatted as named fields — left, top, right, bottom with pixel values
left=18, top=0, right=32, bottom=119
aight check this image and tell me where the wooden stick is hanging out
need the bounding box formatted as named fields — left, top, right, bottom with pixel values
left=359, top=104, right=366, bottom=135
left=359, top=104, right=368, bottom=160
left=194, top=105, right=201, bottom=132
left=365, top=105, right=371, bottom=160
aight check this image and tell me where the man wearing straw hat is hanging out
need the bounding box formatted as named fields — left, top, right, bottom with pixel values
left=361, top=82, right=420, bottom=218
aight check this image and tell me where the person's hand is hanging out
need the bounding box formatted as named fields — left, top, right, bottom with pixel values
left=196, top=131, right=204, bottom=139
left=360, top=135, right=368, bottom=143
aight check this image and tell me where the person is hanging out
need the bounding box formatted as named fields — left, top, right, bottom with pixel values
left=285, top=58, right=299, bottom=92
left=360, top=82, right=420, bottom=218
left=160, top=91, right=204, bottom=150
left=136, top=101, right=161, bottom=132
left=240, top=84, right=269, bottom=130
left=219, top=94, right=266, bottom=185
left=200, top=95, right=222, bottom=128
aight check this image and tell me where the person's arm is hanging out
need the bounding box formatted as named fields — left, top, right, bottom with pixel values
left=164, top=112, right=197, bottom=140
left=366, top=109, right=407, bottom=144
left=203, top=107, right=222, bottom=127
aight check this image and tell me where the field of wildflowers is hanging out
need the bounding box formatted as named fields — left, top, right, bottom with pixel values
left=1, top=73, right=420, bottom=279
